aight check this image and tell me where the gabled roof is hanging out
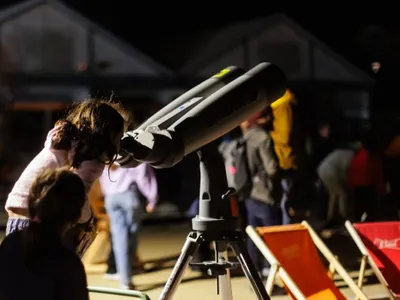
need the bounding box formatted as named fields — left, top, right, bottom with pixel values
left=0, top=0, right=174, bottom=77
left=180, top=13, right=374, bottom=82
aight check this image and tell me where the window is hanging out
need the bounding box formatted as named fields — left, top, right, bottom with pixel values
left=19, top=28, right=73, bottom=72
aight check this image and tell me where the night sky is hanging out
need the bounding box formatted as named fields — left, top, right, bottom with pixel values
left=1, top=0, right=400, bottom=71
left=0, top=1, right=396, bottom=47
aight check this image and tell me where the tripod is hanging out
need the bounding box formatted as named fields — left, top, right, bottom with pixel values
left=159, top=144, right=270, bottom=300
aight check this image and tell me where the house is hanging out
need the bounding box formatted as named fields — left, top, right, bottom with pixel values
left=0, top=0, right=179, bottom=107
left=0, top=0, right=182, bottom=150
left=0, top=0, right=189, bottom=162
left=179, top=14, right=375, bottom=120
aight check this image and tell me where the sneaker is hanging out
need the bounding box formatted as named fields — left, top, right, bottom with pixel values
left=103, top=273, right=120, bottom=280
left=120, top=283, right=136, bottom=290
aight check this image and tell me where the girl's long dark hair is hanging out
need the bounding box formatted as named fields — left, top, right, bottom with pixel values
left=22, top=168, right=85, bottom=268
left=52, top=99, right=131, bottom=168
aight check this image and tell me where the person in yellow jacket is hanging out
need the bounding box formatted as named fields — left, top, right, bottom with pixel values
left=270, top=89, right=312, bottom=224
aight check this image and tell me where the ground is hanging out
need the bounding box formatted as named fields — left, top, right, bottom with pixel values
left=0, top=213, right=391, bottom=300
left=83, top=223, right=390, bottom=300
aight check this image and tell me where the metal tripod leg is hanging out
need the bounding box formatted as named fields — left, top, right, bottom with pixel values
left=215, top=241, right=233, bottom=300
left=159, top=232, right=201, bottom=300
left=230, top=239, right=271, bottom=300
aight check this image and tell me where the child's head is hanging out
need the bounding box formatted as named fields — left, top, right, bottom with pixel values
left=54, top=98, right=131, bottom=168
left=27, top=167, right=85, bottom=233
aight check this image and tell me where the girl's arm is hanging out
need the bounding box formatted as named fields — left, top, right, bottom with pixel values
left=5, top=126, right=69, bottom=215
left=134, top=164, right=158, bottom=212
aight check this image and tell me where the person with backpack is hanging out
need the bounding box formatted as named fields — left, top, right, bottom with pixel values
left=218, top=127, right=248, bottom=229
left=239, top=107, right=283, bottom=277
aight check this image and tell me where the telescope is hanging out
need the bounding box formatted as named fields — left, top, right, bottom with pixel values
left=116, top=62, right=287, bottom=300
left=116, top=62, right=286, bottom=169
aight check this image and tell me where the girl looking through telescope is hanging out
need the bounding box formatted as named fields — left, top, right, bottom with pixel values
left=5, top=98, right=131, bottom=256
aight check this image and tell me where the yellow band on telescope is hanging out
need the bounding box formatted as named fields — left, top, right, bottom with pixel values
left=213, top=68, right=231, bottom=78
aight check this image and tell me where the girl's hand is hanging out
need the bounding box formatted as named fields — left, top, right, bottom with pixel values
left=44, top=125, right=64, bottom=150
left=146, top=203, right=155, bottom=214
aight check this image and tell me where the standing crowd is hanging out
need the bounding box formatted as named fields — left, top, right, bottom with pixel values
left=215, top=89, right=394, bottom=278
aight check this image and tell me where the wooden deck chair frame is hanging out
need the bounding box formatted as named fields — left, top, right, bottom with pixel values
left=246, top=221, right=368, bottom=300
left=345, top=220, right=396, bottom=300
left=83, top=180, right=111, bottom=272
left=82, top=227, right=111, bottom=272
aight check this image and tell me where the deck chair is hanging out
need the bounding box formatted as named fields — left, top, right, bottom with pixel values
left=246, top=221, right=368, bottom=300
left=82, top=180, right=111, bottom=271
left=345, top=220, right=400, bottom=300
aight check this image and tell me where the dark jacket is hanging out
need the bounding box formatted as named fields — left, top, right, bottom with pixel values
left=244, top=125, right=282, bottom=205
left=0, top=229, right=89, bottom=300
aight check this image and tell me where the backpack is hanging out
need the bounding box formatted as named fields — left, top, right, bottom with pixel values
left=227, top=137, right=252, bottom=200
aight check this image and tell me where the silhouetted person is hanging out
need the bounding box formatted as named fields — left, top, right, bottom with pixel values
left=0, top=168, right=89, bottom=300
left=348, top=135, right=385, bottom=222
left=311, top=122, right=335, bottom=170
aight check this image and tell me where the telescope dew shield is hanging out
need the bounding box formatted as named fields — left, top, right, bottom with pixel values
left=171, top=62, right=287, bottom=156
left=116, top=62, right=287, bottom=169
left=116, top=66, right=245, bottom=167
left=139, top=66, right=245, bottom=130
